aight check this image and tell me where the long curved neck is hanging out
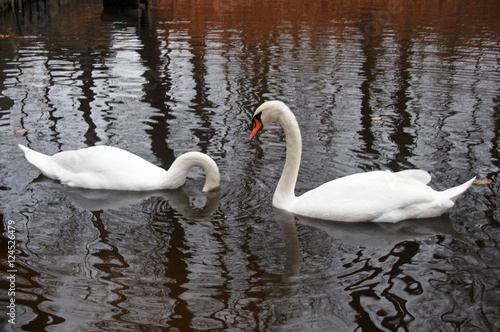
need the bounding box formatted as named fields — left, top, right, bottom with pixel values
left=273, top=108, right=302, bottom=209
left=165, top=152, right=220, bottom=192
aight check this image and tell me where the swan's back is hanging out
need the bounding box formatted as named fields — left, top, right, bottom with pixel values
left=19, top=144, right=168, bottom=190
left=292, top=170, right=474, bottom=223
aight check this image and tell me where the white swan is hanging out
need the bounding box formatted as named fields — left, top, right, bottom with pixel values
left=249, top=101, right=475, bottom=223
left=18, top=144, right=219, bottom=192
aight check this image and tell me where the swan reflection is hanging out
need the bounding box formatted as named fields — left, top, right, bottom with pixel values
left=63, top=186, right=220, bottom=221
left=272, top=210, right=467, bottom=329
left=246, top=209, right=301, bottom=299
left=264, top=208, right=462, bottom=294
left=271, top=208, right=301, bottom=281
left=295, top=214, right=463, bottom=250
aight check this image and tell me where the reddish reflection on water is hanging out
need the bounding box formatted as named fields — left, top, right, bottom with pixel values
left=0, top=0, right=499, bottom=331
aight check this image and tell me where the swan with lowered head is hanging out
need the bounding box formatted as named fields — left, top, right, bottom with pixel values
left=249, top=101, right=475, bottom=223
left=19, top=144, right=219, bottom=192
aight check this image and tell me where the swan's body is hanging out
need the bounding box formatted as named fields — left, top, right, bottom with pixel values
left=19, top=144, right=219, bottom=192
left=250, top=101, right=474, bottom=223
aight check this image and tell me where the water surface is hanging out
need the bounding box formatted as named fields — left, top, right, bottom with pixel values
left=1, top=0, right=499, bottom=330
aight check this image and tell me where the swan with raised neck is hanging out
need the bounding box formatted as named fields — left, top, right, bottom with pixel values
left=250, top=101, right=301, bottom=210
left=250, top=101, right=475, bottom=223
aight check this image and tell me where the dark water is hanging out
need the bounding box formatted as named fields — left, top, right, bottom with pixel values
left=1, top=0, right=499, bottom=330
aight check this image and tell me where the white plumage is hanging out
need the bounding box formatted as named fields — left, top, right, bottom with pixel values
left=19, top=144, right=219, bottom=192
left=250, top=101, right=474, bottom=223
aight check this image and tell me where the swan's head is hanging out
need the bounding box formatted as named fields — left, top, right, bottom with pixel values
left=249, top=101, right=289, bottom=140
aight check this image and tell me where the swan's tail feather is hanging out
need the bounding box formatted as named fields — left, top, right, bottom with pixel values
left=18, top=144, right=62, bottom=180
left=18, top=144, right=47, bottom=165
left=441, top=177, right=475, bottom=202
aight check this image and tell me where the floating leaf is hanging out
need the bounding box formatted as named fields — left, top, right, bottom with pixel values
left=15, top=128, right=27, bottom=134
left=0, top=34, right=9, bottom=39
left=473, top=179, right=495, bottom=185
left=63, top=67, right=75, bottom=71
left=175, top=81, right=182, bottom=85
left=371, top=116, right=382, bottom=120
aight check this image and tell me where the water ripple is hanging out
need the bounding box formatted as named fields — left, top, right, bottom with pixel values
left=0, top=0, right=499, bottom=330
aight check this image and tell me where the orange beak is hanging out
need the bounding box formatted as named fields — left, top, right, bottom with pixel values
left=249, top=118, right=263, bottom=140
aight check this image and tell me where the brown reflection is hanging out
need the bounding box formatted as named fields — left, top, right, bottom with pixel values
left=161, top=218, right=192, bottom=330
left=186, top=32, right=216, bottom=153
left=135, top=5, right=177, bottom=165
left=389, top=37, right=413, bottom=170
left=359, top=41, right=378, bottom=157
left=147, top=0, right=500, bottom=36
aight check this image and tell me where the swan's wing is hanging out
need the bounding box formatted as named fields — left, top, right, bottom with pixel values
left=51, top=146, right=155, bottom=173
left=51, top=146, right=167, bottom=189
left=293, top=171, right=441, bottom=222
left=392, top=169, right=431, bottom=185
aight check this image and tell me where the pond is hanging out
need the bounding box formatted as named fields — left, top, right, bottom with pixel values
left=1, top=0, right=499, bottom=330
